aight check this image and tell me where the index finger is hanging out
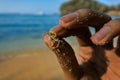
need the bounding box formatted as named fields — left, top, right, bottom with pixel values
left=60, top=9, right=111, bottom=29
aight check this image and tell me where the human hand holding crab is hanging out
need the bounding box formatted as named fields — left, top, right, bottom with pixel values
left=43, top=9, right=120, bottom=80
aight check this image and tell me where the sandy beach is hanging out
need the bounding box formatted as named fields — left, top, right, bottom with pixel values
left=0, top=12, right=119, bottom=80
left=0, top=48, right=65, bottom=80
left=0, top=34, right=118, bottom=80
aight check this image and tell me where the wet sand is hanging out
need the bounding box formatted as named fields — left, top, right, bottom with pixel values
left=0, top=36, right=80, bottom=80
left=0, top=48, right=65, bottom=80
left=0, top=37, right=117, bottom=80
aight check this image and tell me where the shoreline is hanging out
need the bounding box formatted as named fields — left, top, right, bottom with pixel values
left=0, top=36, right=118, bottom=80
left=0, top=37, right=79, bottom=80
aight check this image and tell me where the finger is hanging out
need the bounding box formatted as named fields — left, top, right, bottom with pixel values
left=91, top=19, right=120, bottom=46
left=75, top=27, right=93, bottom=46
left=50, top=25, right=71, bottom=38
left=50, top=26, right=94, bottom=60
left=93, top=25, right=113, bottom=49
left=59, top=9, right=112, bottom=47
left=60, top=9, right=111, bottom=29
left=91, top=25, right=113, bottom=49
left=43, top=32, right=83, bottom=80
left=50, top=9, right=111, bottom=47
left=50, top=25, right=94, bottom=47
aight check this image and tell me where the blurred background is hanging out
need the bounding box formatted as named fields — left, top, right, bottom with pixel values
left=0, top=0, right=120, bottom=80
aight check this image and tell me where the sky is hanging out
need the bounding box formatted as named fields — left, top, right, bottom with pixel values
left=97, top=0, right=120, bottom=5
left=0, top=0, right=120, bottom=14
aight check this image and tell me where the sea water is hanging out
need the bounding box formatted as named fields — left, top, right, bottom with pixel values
left=0, top=14, right=60, bottom=53
left=0, top=14, right=119, bottom=53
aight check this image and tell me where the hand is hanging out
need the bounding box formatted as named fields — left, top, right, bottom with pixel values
left=43, top=9, right=120, bottom=80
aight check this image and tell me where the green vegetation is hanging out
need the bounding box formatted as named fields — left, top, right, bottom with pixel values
left=60, top=0, right=120, bottom=16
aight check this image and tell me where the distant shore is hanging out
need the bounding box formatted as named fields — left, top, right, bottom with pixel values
left=107, top=10, right=120, bottom=16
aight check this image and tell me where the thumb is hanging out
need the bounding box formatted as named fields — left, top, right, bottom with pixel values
left=43, top=32, right=83, bottom=80
left=91, top=19, right=120, bottom=46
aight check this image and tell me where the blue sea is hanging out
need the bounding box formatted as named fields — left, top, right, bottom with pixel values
left=0, top=14, right=60, bottom=53
left=0, top=14, right=119, bottom=54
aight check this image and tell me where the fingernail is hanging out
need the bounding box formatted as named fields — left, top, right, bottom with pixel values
left=60, top=12, right=77, bottom=23
left=93, top=26, right=111, bottom=41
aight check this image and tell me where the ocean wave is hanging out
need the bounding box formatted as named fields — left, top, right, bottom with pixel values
left=0, top=24, right=41, bottom=27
